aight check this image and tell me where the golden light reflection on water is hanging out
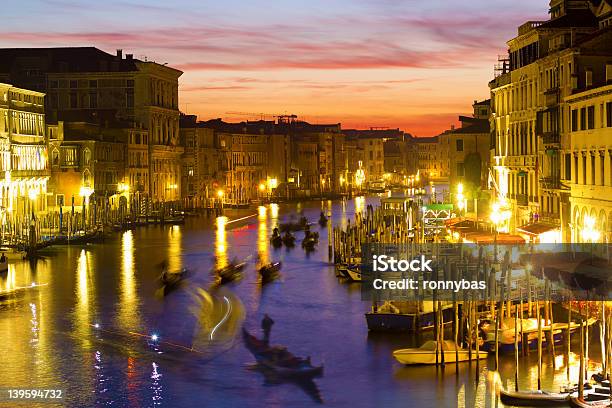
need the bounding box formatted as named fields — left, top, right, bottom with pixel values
left=75, top=249, right=95, bottom=347
left=215, top=216, right=228, bottom=269
left=167, top=225, right=183, bottom=272
left=354, top=195, right=365, bottom=214
left=270, top=203, right=279, bottom=220
left=257, top=206, right=269, bottom=265
left=118, top=230, right=140, bottom=329
left=4, top=264, right=16, bottom=291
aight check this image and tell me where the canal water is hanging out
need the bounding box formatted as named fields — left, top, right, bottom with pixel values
left=0, top=197, right=601, bottom=408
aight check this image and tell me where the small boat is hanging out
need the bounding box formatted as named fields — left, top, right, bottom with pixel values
left=344, top=265, right=362, bottom=282
left=335, top=263, right=348, bottom=278
left=318, top=212, right=328, bottom=227
left=302, top=237, right=317, bottom=250
left=569, top=396, right=612, bottom=408
left=242, top=328, right=323, bottom=380
left=259, top=262, right=282, bottom=283
left=483, top=317, right=598, bottom=353
left=500, top=389, right=572, bottom=406
left=215, top=262, right=246, bottom=284
left=393, top=340, right=487, bottom=365
left=270, top=234, right=283, bottom=247
left=366, top=301, right=454, bottom=332
left=282, top=233, right=295, bottom=246
left=160, top=268, right=189, bottom=285
left=164, top=215, right=185, bottom=225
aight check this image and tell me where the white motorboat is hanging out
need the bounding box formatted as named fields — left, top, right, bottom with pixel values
left=345, top=266, right=362, bottom=282
left=393, top=340, right=488, bottom=365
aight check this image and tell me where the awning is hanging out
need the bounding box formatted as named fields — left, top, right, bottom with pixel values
left=517, top=222, right=559, bottom=236
left=463, top=231, right=525, bottom=245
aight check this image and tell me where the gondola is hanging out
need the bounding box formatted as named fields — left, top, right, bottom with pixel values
left=500, top=389, right=572, bottom=406
left=318, top=212, right=328, bottom=227
left=259, top=262, right=282, bottom=283
left=569, top=395, right=612, bottom=408
left=215, top=262, right=246, bottom=284
left=159, top=268, right=189, bottom=285
left=282, top=232, right=296, bottom=247
left=270, top=235, right=283, bottom=247
left=242, top=328, right=323, bottom=380
left=302, top=237, right=317, bottom=250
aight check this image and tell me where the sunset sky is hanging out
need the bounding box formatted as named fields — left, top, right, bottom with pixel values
left=2, top=0, right=547, bottom=136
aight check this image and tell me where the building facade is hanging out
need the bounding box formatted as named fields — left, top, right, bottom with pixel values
left=490, top=0, right=612, bottom=240
left=566, top=83, right=612, bottom=243
left=0, top=83, right=49, bottom=219
left=0, top=47, right=183, bottom=204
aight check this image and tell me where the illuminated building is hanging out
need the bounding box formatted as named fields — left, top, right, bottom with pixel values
left=438, top=100, right=491, bottom=191
left=0, top=47, right=183, bottom=204
left=47, top=121, right=127, bottom=209
left=0, top=83, right=49, bottom=216
left=566, top=83, right=612, bottom=243
left=179, top=115, right=222, bottom=207
left=414, top=136, right=439, bottom=181
left=489, top=0, right=612, bottom=241
left=344, top=129, right=389, bottom=188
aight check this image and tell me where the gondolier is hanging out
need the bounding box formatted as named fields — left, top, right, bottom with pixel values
left=261, top=314, right=274, bottom=343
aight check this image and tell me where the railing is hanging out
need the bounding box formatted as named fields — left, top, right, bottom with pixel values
left=540, top=176, right=560, bottom=190
left=516, top=193, right=528, bottom=206
left=542, top=131, right=560, bottom=144
left=518, top=21, right=545, bottom=35
left=544, top=87, right=559, bottom=107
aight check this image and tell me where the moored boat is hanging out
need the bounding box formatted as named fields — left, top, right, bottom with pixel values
left=569, top=396, right=612, bottom=408
left=366, top=301, right=454, bottom=332
left=344, top=265, right=362, bottom=282
left=393, top=340, right=487, bottom=365
left=500, top=388, right=572, bottom=406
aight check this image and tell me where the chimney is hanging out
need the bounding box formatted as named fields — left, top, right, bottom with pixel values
left=116, top=49, right=123, bottom=59
left=126, top=54, right=133, bottom=60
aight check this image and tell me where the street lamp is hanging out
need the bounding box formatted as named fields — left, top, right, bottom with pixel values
left=456, top=183, right=466, bottom=215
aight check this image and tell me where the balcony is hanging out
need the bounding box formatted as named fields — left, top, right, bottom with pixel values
left=540, top=176, right=569, bottom=191
left=544, top=87, right=559, bottom=108
left=518, top=21, right=545, bottom=35
left=516, top=193, right=528, bottom=206
left=542, top=131, right=560, bottom=144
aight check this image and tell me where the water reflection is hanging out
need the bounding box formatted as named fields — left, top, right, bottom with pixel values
left=75, top=249, right=95, bottom=344
left=167, top=225, right=183, bottom=272
left=4, top=264, right=16, bottom=291
left=118, top=230, right=140, bottom=330
left=151, top=362, right=163, bottom=407
left=215, top=216, right=228, bottom=269
left=270, top=203, right=279, bottom=220
left=5, top=197, right=603, bottom=407
left=354, top=195, right=365, bottom=214
left=257, top=206, right=269, bottom=265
